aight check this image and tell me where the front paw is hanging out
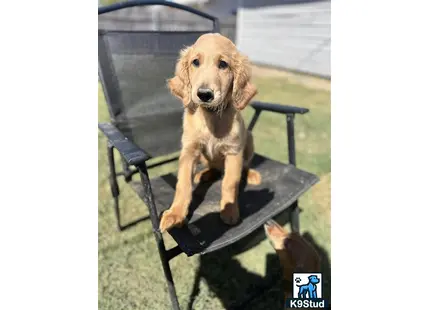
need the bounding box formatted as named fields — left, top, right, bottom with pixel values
left=220, top=202, right=240, bottom=225
left=159, top=209, right=185, bottom=233
left=247, top=169, right=261, bottom=185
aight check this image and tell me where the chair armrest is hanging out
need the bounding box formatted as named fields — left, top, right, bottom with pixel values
left=250, top=101, right=309, bottom=115
left=98, top=122, right=150, bottom=166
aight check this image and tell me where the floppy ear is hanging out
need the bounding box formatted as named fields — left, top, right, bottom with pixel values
left=264, top=219, right=288, bottom=250
left=231, top=52, right=257, bottom=110
left=167, top=46, right=193, bottom=108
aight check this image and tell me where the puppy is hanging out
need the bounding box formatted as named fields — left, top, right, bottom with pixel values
left=264, top=220, right=321, bottom=300
left=159, top=33, right=261, bottom=232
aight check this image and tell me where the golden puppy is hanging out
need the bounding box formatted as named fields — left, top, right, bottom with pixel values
left=159, top=33, right=261, bottom=232
left=264, top=220, right=321, bottom=300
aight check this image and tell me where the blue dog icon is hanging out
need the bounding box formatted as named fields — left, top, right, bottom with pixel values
left=296, top=275, right=320, bottom=298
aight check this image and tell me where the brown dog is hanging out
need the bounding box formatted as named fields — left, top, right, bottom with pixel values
left=159, top=33, right=261, bottom=232
left=264, top=220, right=321, bottom=300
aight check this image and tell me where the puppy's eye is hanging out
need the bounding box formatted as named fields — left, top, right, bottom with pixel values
left=192, top=59, right=200, bottom=67
left=218, top=60, right=228, bottom=69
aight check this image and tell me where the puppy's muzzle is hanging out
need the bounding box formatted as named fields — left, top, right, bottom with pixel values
left=197, top=88, right=214, bottom=103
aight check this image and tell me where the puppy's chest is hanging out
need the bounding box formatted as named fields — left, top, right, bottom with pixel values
left=200, top=136, right=240, bottom=160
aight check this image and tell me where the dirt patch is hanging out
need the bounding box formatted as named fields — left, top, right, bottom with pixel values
left=251, top=64, right=331, bottom=92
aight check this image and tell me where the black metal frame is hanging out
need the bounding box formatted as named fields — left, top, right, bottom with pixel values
left=99, top=102, right=308, bottom=309
left=248, top=101, right=309, bottom=234
left=99, top=0, right=220, bottom=32
left=98, top=2, right=310, bottom=309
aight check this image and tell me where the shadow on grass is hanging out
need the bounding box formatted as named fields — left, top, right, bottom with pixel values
left=302, top=232, right=331, bottom=302
left=186, top=223, right=331, bottom=310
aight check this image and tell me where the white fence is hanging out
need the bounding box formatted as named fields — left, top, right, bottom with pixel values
left=236, top=0, right=330, bottom=78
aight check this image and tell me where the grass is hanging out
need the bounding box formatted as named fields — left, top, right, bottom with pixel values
left=98, top=74, right=331, bottom=309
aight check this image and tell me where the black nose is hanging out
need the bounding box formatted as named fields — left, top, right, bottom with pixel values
left=197, top=88, right=214, bottom=102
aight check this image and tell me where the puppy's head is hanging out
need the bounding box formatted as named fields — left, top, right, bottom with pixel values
left=167, top=33, right=257, bottom=111
left=264, top=219, right=321, bottom=279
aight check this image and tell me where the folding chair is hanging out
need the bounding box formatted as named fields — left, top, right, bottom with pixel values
left=98, top=1, right=319, bottom=309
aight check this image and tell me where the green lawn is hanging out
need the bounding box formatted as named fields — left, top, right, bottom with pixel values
left=98, top=74, right=331, bottom=309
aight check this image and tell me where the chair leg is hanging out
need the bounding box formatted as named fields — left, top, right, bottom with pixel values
left=154, top=231, right=181, bottom=310
left=137, top=164, right=181, bottom=310
left=107, top=143, right=122, bottom=231
left=120, top=157, right=133, bottom=182
left=286, top=114, right=300, bottom=234
left=290, top=201, right=300, bottom=233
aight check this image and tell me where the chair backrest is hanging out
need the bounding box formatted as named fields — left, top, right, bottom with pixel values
left=98, top=1, right=219, bottom=159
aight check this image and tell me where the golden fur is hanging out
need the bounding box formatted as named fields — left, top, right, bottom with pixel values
left=264, top=220, right=321, bottom=301
left=159, top=33, right=261, bottom=232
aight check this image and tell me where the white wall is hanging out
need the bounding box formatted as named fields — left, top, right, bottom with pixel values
left=236, top=0, right=330, bottom=77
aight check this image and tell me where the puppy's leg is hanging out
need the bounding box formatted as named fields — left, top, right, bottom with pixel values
left=193, top=168, right=220, bottom=184
left=159, top=148, right=197, bottom=232
left=220, top=151, right=243, bottom=225
left=193, top=155, right=220, bottom=184
left=244, top=131, right=261, bottom=185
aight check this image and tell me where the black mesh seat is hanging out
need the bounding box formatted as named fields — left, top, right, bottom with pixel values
left=98, top=2, right=319, bottom=309
left=130, top=154, right=318, bottom=256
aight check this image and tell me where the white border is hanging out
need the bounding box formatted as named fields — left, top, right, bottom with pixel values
left=332, top=0, right=430, bottom=309
left=1, top=0, right=430, bottom=309
left=0, top=1, right=97, bottom=309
